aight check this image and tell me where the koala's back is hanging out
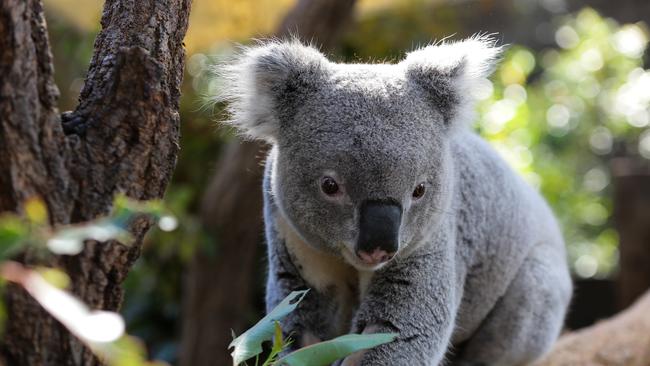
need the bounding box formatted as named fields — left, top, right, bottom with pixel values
left=447, top=130, right=568, bottom=343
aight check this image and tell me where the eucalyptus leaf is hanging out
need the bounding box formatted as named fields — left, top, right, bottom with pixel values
left=229, top=290, right=308, bottom=365
left=14, top=264, right=126, bottom=347
left=24, top=197, right=48, bottom=225
left=271, top=321, right=284, bottom=355
left=0, top=215, right=29, bottom=259
left=36, top=267, right=70, bottom=289
left=47, top=219, right=133, bottom=255
left=262, top=321, right=286, bottom=366
left=275, top=333, right=397, bottom=366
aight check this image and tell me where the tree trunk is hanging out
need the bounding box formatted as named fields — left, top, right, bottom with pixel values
left=612, top=156, right=650, bottom=309
left=0, top=0, right=191, bottom=364
left=178, top=1, right=356, bottom=366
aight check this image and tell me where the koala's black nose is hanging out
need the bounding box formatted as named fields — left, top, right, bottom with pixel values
left=357, top=200, right=401, bottom=264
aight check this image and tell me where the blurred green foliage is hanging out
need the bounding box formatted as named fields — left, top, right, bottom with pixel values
left=475, top=9, right=649, bottom=279
left=0, top=196, right=176, bottom=366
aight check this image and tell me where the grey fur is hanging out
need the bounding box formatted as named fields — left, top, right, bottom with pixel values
left=216, top=36, right=572, bottom=365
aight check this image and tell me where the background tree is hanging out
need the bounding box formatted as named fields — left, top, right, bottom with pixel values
left=178, top=1, right=356, bottom=365
left=0, top=0, right=191, bottom=364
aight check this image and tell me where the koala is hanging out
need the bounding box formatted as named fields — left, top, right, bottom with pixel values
left=216, top=36, right=572, bottom=365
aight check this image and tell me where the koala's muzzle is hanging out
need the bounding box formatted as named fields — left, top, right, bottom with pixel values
left=357, top=200, right=401, bottom=265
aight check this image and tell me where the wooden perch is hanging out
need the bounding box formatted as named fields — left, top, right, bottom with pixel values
left=537, top=290, right=650, bottom=366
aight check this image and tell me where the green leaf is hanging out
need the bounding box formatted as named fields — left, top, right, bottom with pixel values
left=99, top=335, right=150, bottom=366
left=261, top=322, right=285, bottom=366
left=46, top=219, right=132, bottom=255
left=0, top=215, right=29, bottom=259
left=275, top=333, right=397, bottom=366
left=229, top=290, right=308, bottom=365
left=35, top=267, right=70, bottom=289
left=24, top=197, right=48, bottom=225
left=272, top=321, right=284, bottom=352
left=111, top=194, right=176, bottom=232
left=112, top=194, right=167, bottom=224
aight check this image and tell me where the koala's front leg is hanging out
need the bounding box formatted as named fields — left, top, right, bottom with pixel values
left=265, top=225, right=340, bottom=351
left=343, top=247, right=459, bottom=366
left=451, top=243, right=571, bottom=365
left=263, top=157, right=339, bottom=350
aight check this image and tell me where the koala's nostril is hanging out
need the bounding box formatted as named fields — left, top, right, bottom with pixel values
left=357, top=249, right=395, bottom=265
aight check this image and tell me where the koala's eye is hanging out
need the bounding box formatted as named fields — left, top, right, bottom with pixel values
left=412, top=183, right=426, bottom=199
left=321, top=176, right=340, bottom=196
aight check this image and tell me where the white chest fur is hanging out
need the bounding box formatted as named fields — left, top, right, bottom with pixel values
left=275, top=216, right=374, bottom=335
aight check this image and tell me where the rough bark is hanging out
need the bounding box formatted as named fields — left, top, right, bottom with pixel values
left=178, top=1, right=356, bottom=366
left=0, top=0, right=70, bottom=224
left=611, top=156, right=650, bottom=309
left=0, top=0, right=191, bottom=364
left=536, top=290, right=650, bottom=366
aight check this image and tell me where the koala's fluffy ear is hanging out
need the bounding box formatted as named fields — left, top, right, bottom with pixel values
left=403, top=35, right=503, bottom=128
left=215, top=40, right=329, bottom=143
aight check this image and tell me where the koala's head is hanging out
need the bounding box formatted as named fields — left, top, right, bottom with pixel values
left=217, top=36, right=501, bottom=271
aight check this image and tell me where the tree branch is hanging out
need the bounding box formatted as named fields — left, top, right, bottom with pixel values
left=536, top=290, right=650, bottom=366
left=0, top=0, right=71, bottom=223
left=65, top=0, right=190, bottom=219
left=0, top=0, right=191, bottom=364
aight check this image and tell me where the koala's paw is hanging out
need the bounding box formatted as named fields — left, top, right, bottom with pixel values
left=331, top=350, right=365, bottom=366
left=300, top=331, right=321, bottom=347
